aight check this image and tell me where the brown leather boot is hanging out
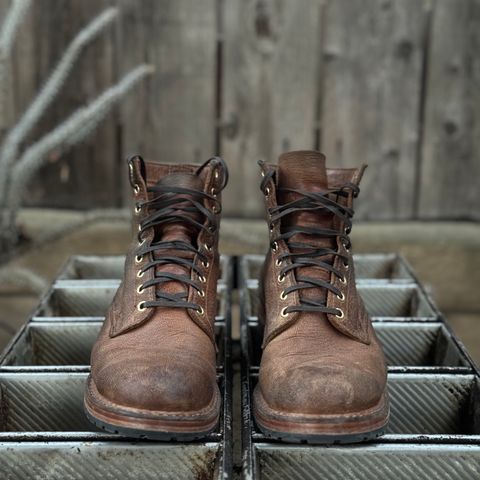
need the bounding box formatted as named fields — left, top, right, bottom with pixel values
left=253, top=150, right=389, bottom=443
left=84, top=155, right=228, bottom=440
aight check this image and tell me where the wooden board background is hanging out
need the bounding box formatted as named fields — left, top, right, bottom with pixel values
left=0, top=0, right=478, bottom=220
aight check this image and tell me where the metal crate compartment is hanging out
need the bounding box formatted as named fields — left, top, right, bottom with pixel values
left=57, top=254, right=230, bottom=286
left=253, top=444, right=480, bottom=480
left=241, top=253, right=416, bottom=285
left=34, top=283, right=228, bottom=321
left=0, top=442, right=221, bottom=480
left=244, top=283, right=439, bottom=322
left=0, top=322, right=226, bottom=370
left=245, top=321, right=471, bottom=370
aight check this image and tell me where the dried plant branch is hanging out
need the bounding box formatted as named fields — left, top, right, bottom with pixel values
left=0, top=266, right=47, bottom=294
left=6, top=64, right=153, bottom=216
left=0, top=6, right=118, bottom=198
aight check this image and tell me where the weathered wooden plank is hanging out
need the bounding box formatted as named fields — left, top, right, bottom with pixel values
left=418, top=0, right=480, bottom=220
left=220, top=0, right=323, bottom=217
left=13, top=0, right=118, bottom=209
left=116, top=0, right=217, bottom=198
left=320, top=0, right=428, bottom=220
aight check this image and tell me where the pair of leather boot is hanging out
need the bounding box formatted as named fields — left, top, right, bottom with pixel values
left=84, top=151, right=389, bottom=443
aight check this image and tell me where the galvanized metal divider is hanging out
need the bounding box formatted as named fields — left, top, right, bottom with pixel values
left=239, top=254, right=480, bottom=480
left=0, top=255, right=234, bottom=480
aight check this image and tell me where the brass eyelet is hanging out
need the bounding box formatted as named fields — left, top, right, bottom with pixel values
left=197, top=306, right=205, bottom=315
left=202, top=260, right=209, bottom=268
left=336, top=292, right=345, bottom=301
left=137, top=285, right=144, bottom=294
left=199, top=275, right=206, bottom=283
left=272, top=242, right=278, bottom=252
left=210, top=187, right=217, bottom=198
left=138, top=224, right=142, bottom=232
left=199, top=290, right=205, bottom=297
left=340, top=275, right=347, bottom=285
left=133, top=184, right=140, bottom=194
left=137, top=301, right=146, bottom=312
left=137, top=269, right=144, bottom=278
left=212, top=205, right=221, bottom=214
left=204, top=243, right=212, bottom=252
left=261, top=171, right=265, bottom=177
left=281, top=307, right=289, bottom=317
left=343, top=262, right=349, bottom=269
left=265, top=186, right=271, bottom=196
left=135, top=255, right=143, bottom=263
left=335, top=308, right=344, bottom=319
left=278, top=274, right=285, bottom=283
left=275, top=259, right=282, bottom=267
left=135, top=204, right=142, bottom=213
left=280, top=290, right=287, bottom=300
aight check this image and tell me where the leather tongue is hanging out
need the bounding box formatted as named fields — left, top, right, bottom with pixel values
left=277, top=151, right=333, bottom=238
left=277, top=151, right=335, bottom=294
left=152, top=172, right=204, bottom=244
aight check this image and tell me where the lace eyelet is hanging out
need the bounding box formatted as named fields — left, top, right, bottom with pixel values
left=281, top=307, right=289, bottom=317
left=135, top=204, right=142, bottom=213
left=137, top=270, right=144, bottom=278
left=199, top=275, right=206, bottom=283
left=133, top=184, right=140, bottom=194
left=137, top=285, right=144, bottom=294
left=204, top=243, right=212, bottom=252
left=335, top=308, right=344, bottom=319
left=199, top=290, right=205, bottom=297
left=336, top=292, right=345, bottom=301
left=343, top=262, right=349, bottom=269
left=261, top=171, right=265, bottom=177
left=339, top=275, right=347, bottom=285
left=265, top=186, right=271, bottom=196
left=202, top=260, right=209, bottom=268
left=138, top=224, right=142, bottom=232
left=212, top=205, right=221, bottom=214
left=269, top=224, right=274, bottom=233
left=280, top=290, right=287, bottom=300
left=275, top=259, right=282, bottom=267
left=135, top=255, right=143, bottom=263
left=137, top=301, right=146, bottom=312
left=272, top=242, right=278, bottom=252
left=197, top=306, right=205, bottom=315
left=278, top=274, right=285, bottom=283
left=210, top=187, right=217, bottom=198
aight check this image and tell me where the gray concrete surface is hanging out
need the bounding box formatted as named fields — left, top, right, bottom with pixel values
left=0, top=210, right=479, bottom=364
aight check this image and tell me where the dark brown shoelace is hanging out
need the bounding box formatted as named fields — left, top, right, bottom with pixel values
left=135, top=158, right=227, bottom=313
left=260, top=166, right=359, bottom=316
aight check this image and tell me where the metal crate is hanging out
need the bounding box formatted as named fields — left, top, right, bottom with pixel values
left=0, top=255, right=234, bottom=480
left=239, top=254, right=480, bottom=480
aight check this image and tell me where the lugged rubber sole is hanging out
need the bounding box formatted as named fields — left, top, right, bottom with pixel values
left=84, top=375, right=221, bottom=441
left=253, top=388, right=389, bottom=444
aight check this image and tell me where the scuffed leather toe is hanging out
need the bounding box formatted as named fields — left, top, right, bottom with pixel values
left=93, top=357, right=216, bottom=413
left=259, top=361, right=385, bottom=415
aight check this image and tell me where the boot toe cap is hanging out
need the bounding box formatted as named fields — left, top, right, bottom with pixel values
left=94, top=360, right=216, bottom=413
left=260, top=362, right=385, bottom=415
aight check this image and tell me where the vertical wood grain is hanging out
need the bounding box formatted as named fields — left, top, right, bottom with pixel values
left=418, top=0, right=480, bottom=220
left=116, top=0, right=217, bottom=196
left=220, top=0, right=323, bottom=217
left=320, top=0, right=428, bottom=220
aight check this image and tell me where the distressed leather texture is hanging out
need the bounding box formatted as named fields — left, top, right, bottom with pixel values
left=89, top=156, right=225, bottom=414
left=256, top=151, right=388, bottom=416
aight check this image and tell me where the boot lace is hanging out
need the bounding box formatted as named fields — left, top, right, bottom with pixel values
left=260, top=167, right=359, bottom=317
left=135, top=159, right=227, bottom=313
